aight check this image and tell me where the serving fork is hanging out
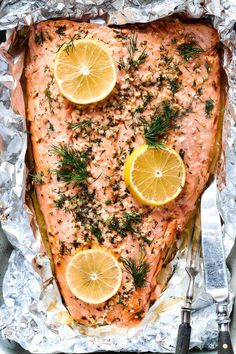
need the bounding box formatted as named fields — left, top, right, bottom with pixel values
left=176, top=179, right=234, bottom=354
left=175, top=212, right=201, bottom=354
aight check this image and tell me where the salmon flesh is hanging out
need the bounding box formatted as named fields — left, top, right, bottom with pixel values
left=25, top=19, right=220, bottom=327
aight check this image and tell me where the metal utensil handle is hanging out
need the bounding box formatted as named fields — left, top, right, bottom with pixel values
left=175, top=322, right=191, bottom=354
left=217, top=303, right=234, bottom=354
left=175, top=307, right=192, bottom=354
left=218, top=331, right=234, bottom=354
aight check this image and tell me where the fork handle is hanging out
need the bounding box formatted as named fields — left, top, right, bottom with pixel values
left=218, top=330, right=234, bottom=354
left=175, top=323, right=191, bottom=354
left=217, top=303, right=234, bottom=354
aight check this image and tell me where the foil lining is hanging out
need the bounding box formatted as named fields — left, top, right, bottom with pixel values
left=0, top=0, right=236, bottom=353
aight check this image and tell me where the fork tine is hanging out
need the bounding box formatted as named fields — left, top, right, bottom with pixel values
left=192, top=208, right=201, bottom=270
left=194, top=230, right=201, bottom=271
left=186, top=219, right=195, bottom=269
left=186, top=209, right=201, bottom=271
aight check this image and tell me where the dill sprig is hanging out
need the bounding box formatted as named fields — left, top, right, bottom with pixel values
left=54, top=194, right=67, bottom=208
left=108, top=212, right=142, bottom=237
left=144, top=100, right=179, bottom=146
left=123, top=212, right=142, bottom=233
left=35, top=31, right=44, bottom=44
left=68, top=120, right=92, bottom=130
left=114, top=30, right=128, bottom=41
left=127, top=33, right=138, bottom=57
left=55, top=25, right=66, bottom=37
left=108, top=216, right=120, bottom=231
left=54, top=193, right=80, bottom=212
left=30, top=171, right=45, bottom=184
left=52, top=144, right=88, bottom=186
left=140, top=234, right=154, bottom=246
left=45, top=83, right=54, bottom=113
left=122, top=254, right=150, bottom=289
left=72, top=240, right=79, bottom=248
left=169, top=78, right=181, bottom=94
left=59, top=240, right=71, bottom=256
left=133, top=91, right=153, bottom=115
left=90, top=225, right=103, bottom=243
left=118, top=34, right=147, bottom=72
left=177, top=42, right=204, bottom=61
left=56, top=33, right=81, bottom=54
left=205, top=98, right=214, bottom=117
left=55, top=169, right=87, bottom=185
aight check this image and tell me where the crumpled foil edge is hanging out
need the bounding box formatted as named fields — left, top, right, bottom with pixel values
left=0, top=0, right=235, bottom=353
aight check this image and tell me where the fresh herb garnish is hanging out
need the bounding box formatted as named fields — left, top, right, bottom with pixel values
left=122, top=212, right=142, bottom=233
left=144, top=100, right=179, bottom=146
left=177, top=42, right=203, bottom=61
left=59, top=241, right=66, bottom=256
left=156, top=74, right=166, bottom=89
left=48, top=121, right=55, bottom=131
left=118, top=34, right=147, bottom=72
left=205, top=99, right=214, bottom=117
left=72, top=240, right=79, bottom=248
left=133, top=92, right=153, bottom=114
left=57, top=33, right=81, bottom=54
left=143, top=92, right=153, bottom=106
left=35, top=32, right=44, bottom=44
left=90, top=225, right=103, bottom=243
left=59, top=241, right=71, bottom=256
left=105, top=199, right=112, bottom=205
left=127, top=33, right=138, bottom=57
left=140, top=234, right=154, bottom=246
left=163, top=56, right=173, bottom=65
left=54, top=193, right=79, bottom=210
left=197, top=87, right=203, bottom=96
left=108, top=212, right=142, bottom=238
left=55, top=25, right=66, bottom=37
left=45, top=83, right=54, bottom=113
left=108, top=216, right=120, bottom=231
left=117, top=299, right=124, bottom=305
left=169, top=78, right=181, bottom=94
left=68, top=120, right=92, bottom=130
left=52, top=144, right=88, bottom=186
left=31, top=171, right=45, bottom=184
left=193, top=63, right=201, bottom=71
left=114, top=30, right=128, bottom=41
left=54, top=194, right=67, bottom=209
left=122, top=254, right=150, bottom=289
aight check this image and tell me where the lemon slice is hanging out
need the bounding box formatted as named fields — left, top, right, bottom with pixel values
left=124, top=145, right=186, bottom=206
left=54, top=39, right=117, bottom=104
left=66, top=249, right=122, bottom=304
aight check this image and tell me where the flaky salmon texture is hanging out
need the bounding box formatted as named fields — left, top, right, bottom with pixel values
left=25, top=19, right=220, bottom=327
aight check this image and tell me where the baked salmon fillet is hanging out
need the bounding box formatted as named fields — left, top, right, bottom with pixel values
left=25, top=19, right=220, bottom=327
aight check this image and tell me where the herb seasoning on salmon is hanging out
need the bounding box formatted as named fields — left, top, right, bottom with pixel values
left=26, top=19, right=220, bottom=327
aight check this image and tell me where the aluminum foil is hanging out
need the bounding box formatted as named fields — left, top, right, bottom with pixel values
left=0, top=0, right=236, bottom=353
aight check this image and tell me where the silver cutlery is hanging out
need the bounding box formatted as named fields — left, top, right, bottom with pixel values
left=175, top=213, right=201, bottom=354
left=201, top=179, right=234, bottom=354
